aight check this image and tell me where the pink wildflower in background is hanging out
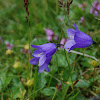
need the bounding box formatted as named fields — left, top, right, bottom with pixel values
left=57, top=16, right=64, bottom=23
left=20, top=48, right=30, bottom=54
left=80, top=17, right=84, bottom=23
left=60, top=38, right=69, bottom=48
left=45, top=28, right=58, bottom=41
left=78, top=2, right=87, bottom=10
left=5, top=41, right=13, bottom=49
left=20, top=44, right=31, bottom=54
left=90, top=0, right=100, bottom=16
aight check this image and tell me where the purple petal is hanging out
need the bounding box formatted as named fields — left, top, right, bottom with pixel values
left=74, top=24, right=78, bottom=30
left=74, top=31, right=93, bottom=46
left=40, top=43, right=56, bottom=51
left=67, top=29, right=76, bottom=39
left=69, top=40, right=93, bottom=52
left=38, top=56, right=52, bottom=73
left=39, top=63, right=50, bottom=73
left=31, top=45, right=40, bottom=49
left=38, top=63, right=48, bottom=73
left=46, top=56, right=52, bottom=64
left=45, top=67, right=50, bottom=72
left=32, top=49, right=43, bottom=57
left=46, top=48, right=57, bottom=57
left=64, top=40, right=76, bottom=49
left=29, top=57, right=39, bottom=65
left=67, top=44, right=78, bottom=52
left=31, top=43, right=56, bottom=52
left=39, top=54, right=46, bottom=66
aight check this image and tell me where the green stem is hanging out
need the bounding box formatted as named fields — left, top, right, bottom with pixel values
left=62, top=84, right=69, bottom=100
left=48, top=53, right=59, bottom=86
left=33, top=66, right=39, bottom=100
left=52, top=88, right=57, bottom=100
left=48, top=76, right=52, bottom=87
left=56, top=0, right=58, bottom=14
left=62, top=49, right=74, bottom=100
left=64, top=49, right=70, bottom=71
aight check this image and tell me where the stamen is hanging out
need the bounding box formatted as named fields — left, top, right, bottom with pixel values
left=38, top=52, right=43, bottom=56
left=70, top=36, right=74, bottom=38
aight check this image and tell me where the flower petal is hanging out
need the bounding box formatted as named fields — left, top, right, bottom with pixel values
left=67, top=29, right=76, bottom=39
left=39, top=54, right=46, bottom=66
left=40, top=43, right=56, bottom=51
left=38, top=56, right=52, bottom=73
left=74, top=31, right=93, bottom=47
left=64, top=40, right=76, bottom=49
left=29, top=57, right=39, bottom=65
left=31, top=43, right=56, bottom=52
left=31, top=45, right=40, bottom=49
left=46, top=48, right=57, bottom=57
left=46, top=56, right=52, bottom=64
left=45, top=67, right=50, bottom=72
left=38, top=63, right=48, bottom=73
left=74, top=23, right=78, bottom=30
left=32, top=49, right=43, bottom=57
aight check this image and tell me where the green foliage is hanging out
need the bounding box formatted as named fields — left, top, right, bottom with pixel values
left=75, top=79, right=90, bottom=88
left=41, top=87, right=55, bottom=96
left=0, top=0, right=100, bottom=99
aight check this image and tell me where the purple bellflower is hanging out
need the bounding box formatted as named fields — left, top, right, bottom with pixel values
left=29, top=43, right=57, bottom=73
left=64, top=24, right=93, bottom=52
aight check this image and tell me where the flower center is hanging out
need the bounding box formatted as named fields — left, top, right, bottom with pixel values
left=70, top=36, right=74, bottom=39
left=38, top=52, right=43, bottom=56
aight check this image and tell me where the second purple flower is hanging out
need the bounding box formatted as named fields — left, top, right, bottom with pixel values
left=64, top=24, right=93, bottom=52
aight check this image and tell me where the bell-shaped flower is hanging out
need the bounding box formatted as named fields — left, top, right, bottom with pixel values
left=64, top=24, right=93, bottom=52
left=29, top=43, right=57, bottom=73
